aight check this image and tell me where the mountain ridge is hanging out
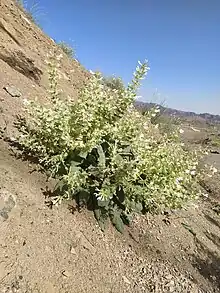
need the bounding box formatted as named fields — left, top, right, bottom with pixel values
left=135, top=101, right=220, bottom=123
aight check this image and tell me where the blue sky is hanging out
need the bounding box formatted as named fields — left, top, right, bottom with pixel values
left=30, top=0, right=219, bottom=114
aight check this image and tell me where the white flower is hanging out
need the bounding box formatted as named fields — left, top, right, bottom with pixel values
left=179, top=129, right=184, bottom=134
left=190, top=170, right=196, bottom=176
left=23, top=98, right=30, bottom=105
left=143, top=123, right=148, bottom=130
left=151, top=113, right=156, bottom=117
left=176, top=177, right=183, bottom=185
left=210, top=166, right=217, bottom=174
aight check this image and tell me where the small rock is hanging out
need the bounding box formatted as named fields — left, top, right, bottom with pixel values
left=122, top=275, right=131, bottom=285
left=70, top=246, right=77, bottom=255
left=62, top=270, right=71, bottom=278
left=169, top=286, right=175, bottom=293
left=165, top=274, right=173, bottom=280
left=3, top=86, right=22, bottom=97
left=75, top=231, right=95, bottom=253
left=20, top=14, right=31, bottom=25
left=0, top=190, right=16, bottom=222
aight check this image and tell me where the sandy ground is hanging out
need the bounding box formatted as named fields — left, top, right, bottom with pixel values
left=0, top=1, right=220, bottom=292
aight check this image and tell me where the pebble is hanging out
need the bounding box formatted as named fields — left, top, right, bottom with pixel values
left=122, top=275, right=131, bottom=285
left=70, top=246, right=77, bottom=255
left=62, top=270, right=71, bottom=278
left=3, top=85, right=22, bottom=98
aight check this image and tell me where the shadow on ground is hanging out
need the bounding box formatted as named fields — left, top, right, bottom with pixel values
left=192, top=227, right=220, bottom=290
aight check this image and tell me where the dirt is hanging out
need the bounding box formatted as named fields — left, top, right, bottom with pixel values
left=0, top=1, right=220, bottom=292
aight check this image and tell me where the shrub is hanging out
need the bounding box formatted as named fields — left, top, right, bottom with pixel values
left=16, top=0, right=43, bottom=25
left=18, top=56, right=205, bottom=232
left=102, top=75, right=125, bottom=91
left=57, top=41, right=75, bottom=59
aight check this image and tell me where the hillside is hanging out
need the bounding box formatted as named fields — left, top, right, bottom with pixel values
left=135, top=101, right=220, bottom=123
left=0, top=1, right=220, bottom=293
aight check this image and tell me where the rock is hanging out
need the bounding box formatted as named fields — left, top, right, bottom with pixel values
left=75, top=231, right=95, bottom=254
left=0, top=189, right=16, bottom=222
left=0, top=48, right=42, bottom=83
left=122, top=276, right=131, bottom=285
left=62, top=270, right=71, bottom=278
left=20, top=14, right=31, bottom=25
left=0, top=17, right=20, bottom=46
left=165, top=274, right=173, bottom=280
left=70, top=246, right=77, bottom=255
left=3, top=85, right=22, bottom=97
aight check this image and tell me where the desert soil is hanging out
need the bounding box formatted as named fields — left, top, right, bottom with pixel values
left=0, top=1, right=220, bottom=292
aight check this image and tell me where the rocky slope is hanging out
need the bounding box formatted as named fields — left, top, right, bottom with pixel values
left=0, top=1, right=220, bottom=293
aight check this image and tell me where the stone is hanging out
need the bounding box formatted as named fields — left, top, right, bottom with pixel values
left=20, top=14, right=31, bottom=25
left=122, top=276, right=131, bottom=285
left=0, top=18, right=20, bottom=46
left=75, top=231, right=95, bottom=254
left=70, top=246, right=77, bottom=255
left=0, top=49, right=42, bottom=83
left=62, top=270, right=71, bottom=278
left=0, top=190, right=16, bottom=222
left=3, top=85, right=22, bottom=97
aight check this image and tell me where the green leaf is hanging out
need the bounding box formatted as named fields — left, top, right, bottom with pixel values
left=79, top=151, right=88, bottom=159
left=110, top=209, right=124, bottom=233
left=94, top=208, right=109, bottom=231
left=97, top=199, right=110, bottom=208
left=121, top=145, right=132, bottom=154
left=69, top=164, right=81, bottom=173
left=96, top=144, right=106, bottom=167
left=94, top=208, right=101, bottom=220
left=135, top=202, right=143, bottom=213
left=121, top=211, right=132, bottom=225
left=54, top=179, right=66, bottom=192
left=116, top=187, right=125, bottom=203
left=70, top=160, right=81, bottom=167
left=114, top=154, right=124, bottom=164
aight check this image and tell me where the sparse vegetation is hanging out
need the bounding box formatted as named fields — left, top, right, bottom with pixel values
left=17, top=55, right=213, bottom=232
left=16, top=0, right=44, bottom=25
left=57, top=41, right=76, bottom=59
left=102, top=75, right=125, bottom=91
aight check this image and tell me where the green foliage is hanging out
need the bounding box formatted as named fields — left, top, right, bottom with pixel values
left=210, top=136, right=220, bottom=148
left=57, top=41, right=75, bottom=59
left=154, top=113, right=181, bottom=135
left=102, top=76, right=125, bottom=91
left=18, top=56, right=206, bottom=232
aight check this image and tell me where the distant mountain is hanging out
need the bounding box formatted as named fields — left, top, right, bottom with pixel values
left=134, top=101, right=220, bottom=123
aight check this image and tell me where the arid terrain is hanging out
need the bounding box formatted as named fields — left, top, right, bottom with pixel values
left=0, top=1, right=220, bottom=292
